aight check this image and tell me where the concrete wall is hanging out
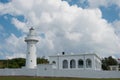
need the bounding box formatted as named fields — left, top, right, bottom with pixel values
left=52, top=70, right=120, bottom=78
left=0, top=68, right=36, bottom=76
left=0, top=68, right=120, bottom=78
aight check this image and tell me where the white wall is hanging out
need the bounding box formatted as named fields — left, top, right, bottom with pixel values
left=0, top=67, right=120, bottom=78
left=0, top=68, right=36, bottom=76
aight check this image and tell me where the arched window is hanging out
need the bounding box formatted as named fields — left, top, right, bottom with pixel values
left=86, top=59, right=92, bottom=68
left=52, top=61, right=56, bottom=64
left=70, top=59, right=76, bottom=68
left=78, top=59, right=84, bottom=68
left=63, top=60, right=68, bottom=69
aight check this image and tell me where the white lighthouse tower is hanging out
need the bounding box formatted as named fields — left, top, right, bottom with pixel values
left=25, top=27, right=39, bottom=69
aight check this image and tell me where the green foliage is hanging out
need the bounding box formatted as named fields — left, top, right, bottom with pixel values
left=0, top=62, right=4, bottom=68
left=0, top=57, right=49, bottom=68
left=102, top=56, right=118, bottom=70
left=1, top=58, right=25, bottom=68
left=37, top=57, right=49, bottom=64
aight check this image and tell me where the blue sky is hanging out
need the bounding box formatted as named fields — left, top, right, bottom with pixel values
left=0, top=0, right=120, bottom=59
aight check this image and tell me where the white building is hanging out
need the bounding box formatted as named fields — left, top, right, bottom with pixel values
left=49, top=52, right=101, bottom=70
left=109, top=65, right=119, bottom=71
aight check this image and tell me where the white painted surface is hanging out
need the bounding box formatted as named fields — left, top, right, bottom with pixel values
left=49, top=54, right=101, bottom=70
left=25, top=28, right=39, bottom=69
left=0, top=67, right=120, bottom=78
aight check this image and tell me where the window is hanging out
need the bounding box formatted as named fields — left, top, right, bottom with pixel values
left=52, top=61, right=56, bottom=64
left=70, top=59, right=76, bottom=68
left=63, top=60, right=68, bottom=69
left=78, top=59, right=84, bottom=68
left=86, top=59, right=92, bottom=68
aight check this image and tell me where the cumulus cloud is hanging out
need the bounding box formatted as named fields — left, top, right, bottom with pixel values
left=11, top=18, right=28, bottom=33
left=0, top=2, right=22, bottom=15
left=0, top=0, right=120, bottom=59
left=3, top=34, right=26, bottom=59
left=65, top=0, right=120, bottom=8
left=88, top=0, right=120, bottom=8
left=112, top=20, right=120, bottom=37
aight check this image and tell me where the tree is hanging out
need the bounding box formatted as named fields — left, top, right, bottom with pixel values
left=37, top=57, right=49, bottom=64
left=0, top=58, right=25, bottom=68
left=102, top=56, right=118, bottom=70
left=0, top=62, right=4, bottom=68
left=0, top=57, right=49, bottom=68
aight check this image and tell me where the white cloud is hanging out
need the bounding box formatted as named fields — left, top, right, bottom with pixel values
left=0, top=3, right=22, bottom=15
left=11, top=18, right=28, bottom=33
left=0, top=0, right=120, bottom=58
left=65, top=0, right=120, bottom=8
left=6, top=53, right=25, bottom=59
left=66, top=32, right=82, bottom=42
left=88, top=0, right=120, bottom=8
left=88, top=0, right=109, bottom=8
left=3, top=34, right=26, bottom=58
left=112, top=20, right=120, bottom=37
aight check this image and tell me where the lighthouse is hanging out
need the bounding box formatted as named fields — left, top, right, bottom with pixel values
left=25, top=27, right=39, bottom=69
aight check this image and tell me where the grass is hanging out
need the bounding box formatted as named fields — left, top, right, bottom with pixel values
left=0, top=76, right=120, bottom=80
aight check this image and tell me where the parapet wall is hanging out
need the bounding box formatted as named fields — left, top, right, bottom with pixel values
left=0, top=69, right=36, bottom=76
left=0, top=68, right=120, bottom=78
